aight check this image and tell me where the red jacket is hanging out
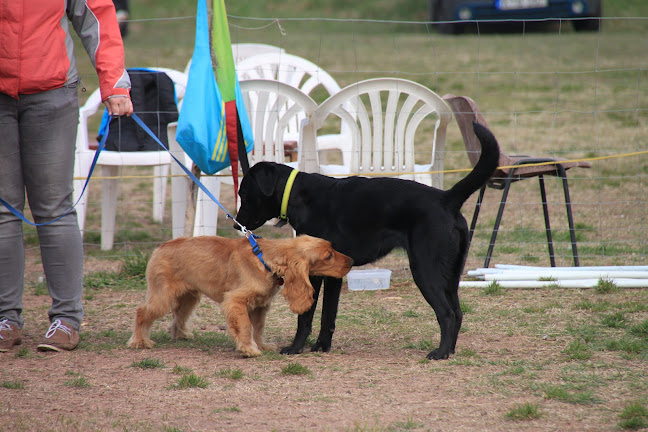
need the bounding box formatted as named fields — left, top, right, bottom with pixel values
left=0, top=0, right=130, bottom=101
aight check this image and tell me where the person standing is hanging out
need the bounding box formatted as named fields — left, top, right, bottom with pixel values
left=0, top=0, right=133, bottom=352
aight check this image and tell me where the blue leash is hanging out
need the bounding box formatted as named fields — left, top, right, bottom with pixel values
left=128, top=114, right=271, bottom=272
left=0, top=113, right=272, bottom=272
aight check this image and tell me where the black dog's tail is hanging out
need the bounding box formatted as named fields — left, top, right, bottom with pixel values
left=443, top=122, right=500, bottom=212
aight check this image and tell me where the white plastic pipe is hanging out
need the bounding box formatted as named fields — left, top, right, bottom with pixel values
left=460, top=279, right=648, bottom=289
left=494, top=264, right=648, bottom=272
left=467, top=265, right=648, bottom=279
left=483, top=271, right=648, bottom=281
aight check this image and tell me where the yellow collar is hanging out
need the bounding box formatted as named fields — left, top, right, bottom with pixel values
left=280, top=169, right=299, bottom=220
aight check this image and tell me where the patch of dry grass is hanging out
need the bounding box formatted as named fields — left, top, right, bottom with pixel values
left=4, top=256, right=647, bottom=430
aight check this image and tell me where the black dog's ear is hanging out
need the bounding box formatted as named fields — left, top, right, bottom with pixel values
left=252, top=163, right=280, bottom=197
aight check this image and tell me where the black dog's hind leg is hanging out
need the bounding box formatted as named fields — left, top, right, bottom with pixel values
left=311, top=276, right=342, bottom=352
left=447, top=285, right=463, bottom=355
left=446, top=250, right=467, bottom=355
left=280, top=275, right=323, bottom=355
left=424, top=289, right=456, bottom=360
left=448, top=228, right=469, bottom=355
left=409, top=257, right=457, bottom=360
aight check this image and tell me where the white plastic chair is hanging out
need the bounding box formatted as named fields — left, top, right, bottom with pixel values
left=169, top=79, right=318, bottom=238
left=236, top=52, right=352, bottom=169
left=74, top=67, right=187, bottom=250
left=183, top=43, right=286, bottom=75
left=302, top=78, right=452, bottom=189
left=232, top=43, right=286, bottom=64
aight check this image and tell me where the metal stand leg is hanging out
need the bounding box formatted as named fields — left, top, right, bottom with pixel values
left=484, top=172, right=516, bottom=268
left=469, top=185, right=486, bottom=245
left=557, top=165, right=580, bottom=267
left=538, top=175, right=557, bottom=267
left=476, top=159, right=581, bottom=269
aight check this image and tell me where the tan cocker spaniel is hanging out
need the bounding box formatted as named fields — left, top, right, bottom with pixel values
left=128, top=235, right=352, bottom=357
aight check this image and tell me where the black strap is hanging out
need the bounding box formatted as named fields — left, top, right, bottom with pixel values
left=237, top=115, right=250, bottom=175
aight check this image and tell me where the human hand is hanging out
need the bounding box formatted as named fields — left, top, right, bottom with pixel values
left=103, top=95, right=133, bottom=117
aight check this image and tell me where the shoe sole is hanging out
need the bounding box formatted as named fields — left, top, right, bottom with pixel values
left=37, top=344, right=65, bottom=352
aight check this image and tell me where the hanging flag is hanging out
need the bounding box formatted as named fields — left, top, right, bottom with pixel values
left=176, top=0, right=253, bottom=204
left=211, top=0, right=253, bottom=201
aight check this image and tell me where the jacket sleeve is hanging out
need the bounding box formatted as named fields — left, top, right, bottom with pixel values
left=67, top=0, right=131, bottom=101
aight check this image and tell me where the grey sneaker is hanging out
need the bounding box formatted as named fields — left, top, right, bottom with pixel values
left=37, top=319, right=80, bottom=352
left=0, top=319, right=22, bottom=352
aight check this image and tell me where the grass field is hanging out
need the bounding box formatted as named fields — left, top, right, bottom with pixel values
left=8, top=4, right=648, bottom=430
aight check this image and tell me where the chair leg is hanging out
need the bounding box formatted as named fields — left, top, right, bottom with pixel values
left=73, top=151, right=94, bottom=237
left=538, top=175, right=557, bottom=267
left=74, top=177, right=88, bottom=236
left=101, top=165, right=120, bottom=251
left=193, top=175, right=220, bottom=237
left=168, top=123, right=188, bottom=239
left=152, top=165, right=169, bottom=223
left=485, top=174, right=515, bottom=268
left=468, top=185, right=486, bottom=245
left=557, top=166, right=580, bottom=267
left=171, top=171, right=189, bottom=239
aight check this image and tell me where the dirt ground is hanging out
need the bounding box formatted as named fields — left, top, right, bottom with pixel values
left=1, top=344, right=583, bottom=432
left=6, top=193, right=648, bottom=431
left=3, top=248, right=647, bottom=432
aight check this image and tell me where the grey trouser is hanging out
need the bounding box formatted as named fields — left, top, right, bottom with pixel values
left=0, top=85, right=84, bottom=331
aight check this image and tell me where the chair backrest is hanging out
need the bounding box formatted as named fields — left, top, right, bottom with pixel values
left=442, top=94, right=492, bottom=168
left=236, top=52, right=342, bottom=101
left=237, top=52, right=356, bottom=172
left=239, top=79, right=318, bottom=166
left=232, top=43, right=286, bottom=64
left=237, top=53, right=342, bottom=147
left=183, top=43, right=286, bottom=74
left=309, top=78, right=452, bottom=179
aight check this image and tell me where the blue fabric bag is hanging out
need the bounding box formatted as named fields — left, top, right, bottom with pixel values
left=175, top=0, right=252, bottom=174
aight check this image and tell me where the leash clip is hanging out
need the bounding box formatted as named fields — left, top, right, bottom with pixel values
left=246, top=231, right=272, bottom=272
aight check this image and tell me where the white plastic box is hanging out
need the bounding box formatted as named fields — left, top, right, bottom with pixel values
left=346, top=269, right=392, bottom=291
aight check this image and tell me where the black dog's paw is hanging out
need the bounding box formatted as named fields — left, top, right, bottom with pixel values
left=310, top=339, right=331, bottom=353
left=280, top=345, right=304, bottom=355
left=426, top=348, right=450, bottom=361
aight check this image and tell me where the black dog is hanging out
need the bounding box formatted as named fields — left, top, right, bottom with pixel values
left=236, top=122, right=499, bottom=360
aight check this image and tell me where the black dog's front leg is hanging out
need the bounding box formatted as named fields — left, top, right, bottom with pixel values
left=310, top=276, right=342, bottom=353
left=280, top=275, right=323, bottom=355
left=425, top=309, right=456, bottom=360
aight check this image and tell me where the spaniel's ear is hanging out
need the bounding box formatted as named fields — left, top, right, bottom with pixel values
left=281, top=259, right=315, bottom=315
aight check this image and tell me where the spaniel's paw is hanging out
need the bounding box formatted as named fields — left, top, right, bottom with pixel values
left=127, top=336, right=154, bottom=349
left=169, top=324, right=194, bottom=340
left=240, top=346, right=263, bottom=358
left=259, top=342, right=277, bottom=352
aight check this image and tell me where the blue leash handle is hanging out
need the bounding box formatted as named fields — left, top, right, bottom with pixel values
left=0, top=112, right=271, bottom=271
